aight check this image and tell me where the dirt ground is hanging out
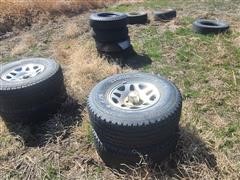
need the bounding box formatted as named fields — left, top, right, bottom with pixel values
left=0, top=0, right=240, bottom=179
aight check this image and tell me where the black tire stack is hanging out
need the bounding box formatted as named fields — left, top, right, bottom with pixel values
left=90, top=12, right=135, bottom=61
left=127, top=12, right=148, bottom=24
left=0, top=58, right=66, bottom=124
left=87, top=72, right=182, bottom=168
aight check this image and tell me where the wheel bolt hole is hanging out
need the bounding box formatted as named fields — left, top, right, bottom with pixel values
left=138, top=84, right=146, bottom=89
left=130, top=84, right=135, bottom=91
left=113, top=93, right=121, bottom=98
left=15, top=68, right=22, bottom=72
left=112, top=97, right=119, bottom=104
left=118, top=86, right=125, bottom=91
left=23, top=75, right=29, bottom=79
left=10, top=72, right=16, bottom=76
left=150, top=95, right=156, bottom=101
left=146, top=90, right=153, bottom=96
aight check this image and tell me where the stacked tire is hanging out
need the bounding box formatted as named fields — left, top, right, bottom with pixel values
left=90, top=12, right=134, bottom=60
left=87, top=72, right=182, bottom=167
left=0, top=58, right=66, bottom=123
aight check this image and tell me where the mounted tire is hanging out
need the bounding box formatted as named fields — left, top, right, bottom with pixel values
left=154, top=9, right=177, bottom=21
left=127, top=12, right=148, bottom=25
left=87, top=72, right=182, bottom=148
left=0, top=58, right=66, bottom=123
left=90, top=12, right=128, bottom=30
left=192, top=19, right=229, bottom=34
left=92, top=129, right=178, bottom=167
left=91, top=27, right=129, bottom=43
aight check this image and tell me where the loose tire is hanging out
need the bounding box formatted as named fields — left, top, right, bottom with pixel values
left=95, top=38, right=131, bottom=53
left=88, top=72, right=182, bottom=149
left=192, top=19, right=229, bottom=34
left=90, top=12, right=128, bottom=30
left=127, top=12, right=148, bottom=25
left=0, top=58, right=66, bottom=123
left=91, top=27, right=129, bottom=43
left=154, top=9, right=177, bottom=21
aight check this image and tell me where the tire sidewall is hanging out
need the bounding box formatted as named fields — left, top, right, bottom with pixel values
left=88, top=73, right=181, bottom=126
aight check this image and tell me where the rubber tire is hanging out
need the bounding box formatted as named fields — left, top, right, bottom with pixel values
left=127, top=12, right=148, bottom=25
left=93, top=129, right=178, bottom=168
left=192, top=19, right=229, bottom=34
left=90, top=12, right=128, bottom=30
left=95, top=38, right=131, bottom=53
left=97, top=45, right=136, bottom=60
left=91, top=27, right=129, bottom=43
left=0, top=58, right=66, bottom=123
left=154, top=9, right=177, bottom=21
left=87, top=72, right=182, bottom=148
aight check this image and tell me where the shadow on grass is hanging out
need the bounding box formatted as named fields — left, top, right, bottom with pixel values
left=3, top=95, right=83, bottom=147
left=108, top=127, right=217, bottom=178
left=154, top=127, right=217, bottom=178
left=124, top=53, right=152, bottom=69
left=98, top=47, right=152, bottom=69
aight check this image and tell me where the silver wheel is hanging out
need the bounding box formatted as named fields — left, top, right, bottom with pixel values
left=108, top=82, right=160, bottom=110
left=1, top=63, right=45, bottom=82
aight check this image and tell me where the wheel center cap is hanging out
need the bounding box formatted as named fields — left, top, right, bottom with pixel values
left=126, top=91, right=141, bottom=105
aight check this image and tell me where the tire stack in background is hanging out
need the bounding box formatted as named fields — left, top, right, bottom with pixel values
left=90, top=12, right=135, bottom=63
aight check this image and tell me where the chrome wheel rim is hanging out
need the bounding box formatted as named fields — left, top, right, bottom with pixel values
left=108, top=82, right=160, bottom=110
left=1, top=63, right=45, bottom=82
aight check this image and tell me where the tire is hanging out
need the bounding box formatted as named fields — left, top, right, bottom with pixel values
left=192, top=19, right=229, bottom=34
left=87, top=72, right=182, bottom=148
left=0, top=58, right=66, bottom=123
left=93, top=129, right=178, bottom=167
left=127, top=12, right=148, bottom=25
left=90, top=12, right=128, bottom=30
left=91, top=27, right=129, bottom=43
left=154, top=9, right=177, bottom=21
left=97, top=45, right=136, bottom=60
left=95, top=38, right=131, bottom=53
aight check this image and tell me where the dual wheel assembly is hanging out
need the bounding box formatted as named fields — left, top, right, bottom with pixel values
left=88, top=72, right=182, bottom=167
left=0, top=58, right=66, bottom=123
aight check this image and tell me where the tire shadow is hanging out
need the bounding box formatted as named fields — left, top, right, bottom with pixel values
left=113, top=127, right=217, bottom=178
left=99, top=47, right=152, bottom=69
left=3, top=95, right=83, bottom=147
left=123, top=53, right=152, bottom=69
left=154, top=127, right=218, bottom=177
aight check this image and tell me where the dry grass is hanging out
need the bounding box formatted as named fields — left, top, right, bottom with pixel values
left=11, top=33, right=36, bottom=56
left=64, top=22, right=80, bottom=38
left=61, top=41, right=121, bottom=101
left=0, top=0, right=118, bottom=33
left=0, top=0, right=240, bottom=179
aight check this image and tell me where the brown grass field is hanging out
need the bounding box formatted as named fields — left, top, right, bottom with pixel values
left=0, top=0, right=239, bottom=179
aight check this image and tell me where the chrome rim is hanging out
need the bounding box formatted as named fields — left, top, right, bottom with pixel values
left=108, top=82, right=160, bottom=110
left=1, top=63, right=45, bottom=82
